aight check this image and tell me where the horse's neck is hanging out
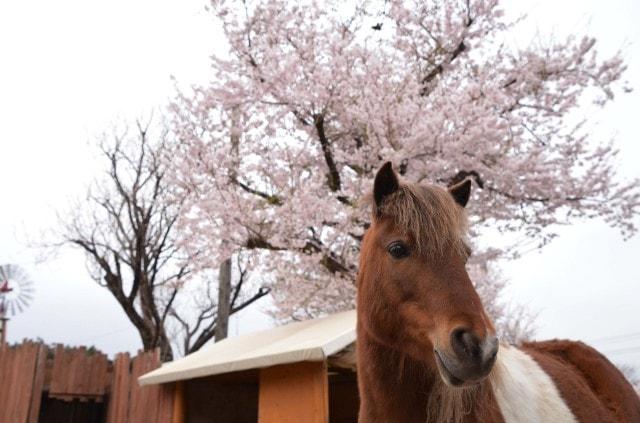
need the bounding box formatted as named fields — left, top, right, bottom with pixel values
left=357, top=330, right=436, bottom=422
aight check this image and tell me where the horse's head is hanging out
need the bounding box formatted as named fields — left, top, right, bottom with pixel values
left=357, top=162, right=498, bottom=387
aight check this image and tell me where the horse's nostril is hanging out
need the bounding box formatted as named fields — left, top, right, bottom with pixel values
left=438, top=331, right=498, bottom=384
left=483, top=336, right=499, bottom=363
left=450, top=328, right=481, bottom=360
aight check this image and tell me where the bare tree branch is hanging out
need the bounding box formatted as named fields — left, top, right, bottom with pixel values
left=55, top=117, right=268, bottom=360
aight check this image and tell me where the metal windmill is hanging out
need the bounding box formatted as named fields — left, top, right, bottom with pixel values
left=0, top=264, right=35, bottom=348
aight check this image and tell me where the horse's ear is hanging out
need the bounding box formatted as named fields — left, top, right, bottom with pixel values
left=449, top=179, right=472, bottom=208
left=373, top=161, right=399, bottom=213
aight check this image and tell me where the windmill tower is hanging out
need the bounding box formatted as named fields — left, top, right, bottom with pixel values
left=0, top=264, right=34, bottom=348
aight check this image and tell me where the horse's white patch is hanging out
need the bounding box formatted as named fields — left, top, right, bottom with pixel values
left=490, top=345, right=577, bottom=423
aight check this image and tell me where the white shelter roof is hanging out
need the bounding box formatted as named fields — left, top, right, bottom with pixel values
left=138, top=309, right=356, bottom=386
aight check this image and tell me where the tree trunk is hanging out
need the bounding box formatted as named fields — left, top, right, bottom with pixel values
left=138, top=322, right=174, bottom=361
left=157, top=331, right=174, bottom=361
left=215, top=258, right=232, bottom=341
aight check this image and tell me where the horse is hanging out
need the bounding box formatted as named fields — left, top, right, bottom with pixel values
left=356, top=162, right=640, bottom=422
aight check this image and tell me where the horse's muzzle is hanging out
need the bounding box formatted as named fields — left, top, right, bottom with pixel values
left=434, top=330, right=499, bottom=387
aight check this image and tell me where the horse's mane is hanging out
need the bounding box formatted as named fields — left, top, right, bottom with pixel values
left=372, top=181, right=469, bottom=258
left=392, top=347, right=496, bottom=423
left=426, top=378, right=483, bottom=423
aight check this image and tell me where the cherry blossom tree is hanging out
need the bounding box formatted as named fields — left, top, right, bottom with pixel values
left=166, top=0, right=638, bottom=330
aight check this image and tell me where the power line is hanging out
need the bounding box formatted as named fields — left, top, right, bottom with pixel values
left=76, top=326, right=133, bottom=345
left=588, top=331, right=640, bottom=345
left=602, top=346, right=640, bottom=356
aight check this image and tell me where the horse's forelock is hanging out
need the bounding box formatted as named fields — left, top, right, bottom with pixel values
left=374, top=182, right=469, bottom=258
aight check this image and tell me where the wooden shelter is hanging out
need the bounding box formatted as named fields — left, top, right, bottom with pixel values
left=139, top=310, right=359, bottom=423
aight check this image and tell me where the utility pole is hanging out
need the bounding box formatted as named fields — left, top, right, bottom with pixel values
left=215, top=106, right=240, bottom=343
left=0, top=280, right=11, bottom=350
left=214, top=258, right=232, bottom=342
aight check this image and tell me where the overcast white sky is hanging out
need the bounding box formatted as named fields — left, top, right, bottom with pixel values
left=0, top=0, right=638, bottom=372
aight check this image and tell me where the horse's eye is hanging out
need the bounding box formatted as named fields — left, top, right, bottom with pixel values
left=387, top=241, right=410, bottom=259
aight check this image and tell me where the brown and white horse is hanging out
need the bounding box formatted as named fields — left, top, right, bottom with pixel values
left=356, top=162, right=640, bottom=422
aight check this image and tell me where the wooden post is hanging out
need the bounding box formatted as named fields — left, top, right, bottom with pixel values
left=0, top=317, right=7, bottom=350
left=172, top=381, right=185, bottom=423
left=258, top=361, right=329, bottom=423
left=215, top=258, right=232, bottom=342
left=215, top=105, right=241, bottom=343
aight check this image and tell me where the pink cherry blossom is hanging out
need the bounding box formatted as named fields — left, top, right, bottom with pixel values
left=165, top=0, right=638, bottom=328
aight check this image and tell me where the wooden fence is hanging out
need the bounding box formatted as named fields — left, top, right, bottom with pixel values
left=50, top=345, right=109, bottom=401
left=0, top=342, right=174, bottom=423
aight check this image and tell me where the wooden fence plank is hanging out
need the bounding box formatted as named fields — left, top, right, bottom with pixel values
left=127, top=349, right=174, bottom=423
left=128, top=350, right=152, bottom=422
left=106, top=352, right=131, bottom=423
left=0, top=342, right=45, bottom=423
left=17, top=343, right=39, bottom=422
left=27, top=344, right=46, bottom=423
left=0, top=347, right=13, bottom=420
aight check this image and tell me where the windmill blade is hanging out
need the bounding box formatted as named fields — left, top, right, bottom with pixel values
left=0, top=264, right=35, bottom=316
left=5, top=264, right=14, bottom=280
left=20, top=293, right=34, bottom=302
left=17, top=295, right=28, bottom=308
left=21, top=287, right=35, bottom=295
left=15, top=299, right=25, bottom=315
left=12, top=295, right=25, bottom=315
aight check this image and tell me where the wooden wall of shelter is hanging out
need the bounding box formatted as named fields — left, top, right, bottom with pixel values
left=174, top=361, right=359, bottom=423
left=258, top=361, right=329, bottom=423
